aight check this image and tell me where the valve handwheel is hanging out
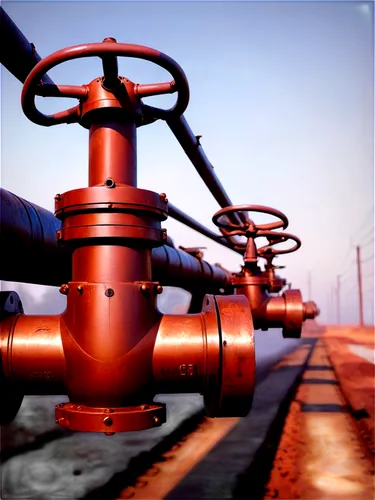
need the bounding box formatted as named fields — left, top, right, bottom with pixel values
left=213, top=204, right=289, bottom=234
left=257, top=231, right=301, bottom=257
left=21, top=40, right=190, bottom=127
left=213, top=205, right=302, bottom=257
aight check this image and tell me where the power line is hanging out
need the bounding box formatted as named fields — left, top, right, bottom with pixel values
left=353, top=206, right=374, bottom=241
left=361, top=236, right=374, bottom=249
left=338, top=244, right=354, bottom=271
left=340, top=259, right=356, bottom=279
left=361, top=254, right=374, bottom=265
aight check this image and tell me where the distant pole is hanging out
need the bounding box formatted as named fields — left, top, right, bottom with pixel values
left=336, top=275, right=341, bottom=324
left=308, top=272, right=312, bottom=301
left=356, top=246, right=364, bottom=326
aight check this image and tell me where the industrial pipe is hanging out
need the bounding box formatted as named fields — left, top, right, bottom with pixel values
left=0, top=37, right=256, bottom=433
left=0, top=188, right=232, bottom=294
left=0, top=6, right=54, bottom=85
left=212, top=205, right=320, bottom=337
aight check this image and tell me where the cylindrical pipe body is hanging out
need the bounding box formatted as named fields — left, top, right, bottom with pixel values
left=167, top=115, right=245, bottom=226
left=153, top=313, right=205, bottom=394
left=0, top=188, right=69, bottom=286
left=89, top=122, right=137, bottom=187
left=0, top=313, right=66, bottom=394
left=0, top=188, right=231, bottom=294
left=235, top=284, right=267, bottom=312
left=72, top=246, right=152, bottom=282
left=61, top=284, right=161, bottom=406
left=0, top=7, right=54, bottom=85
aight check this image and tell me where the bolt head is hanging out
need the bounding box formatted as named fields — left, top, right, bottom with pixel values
left=103, top=416, right=113, bottom=426
left=77, top=285, right=84, bottom=294
left=59, top=284, right=69, bottom=295
left=156, top=285, right=163, bottom=295
left=105, top=288, right=115, bottom=297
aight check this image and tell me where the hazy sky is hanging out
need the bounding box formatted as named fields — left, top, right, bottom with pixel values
left=1, top=0, right=374, bottom=324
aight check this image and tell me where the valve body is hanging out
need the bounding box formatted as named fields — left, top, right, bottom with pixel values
left=0, top=42, right=256, bottom=431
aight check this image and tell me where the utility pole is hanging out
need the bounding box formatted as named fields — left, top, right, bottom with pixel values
left=356, top=246, right=364, bottom=326
left=336, top=275, right=341, bottom=324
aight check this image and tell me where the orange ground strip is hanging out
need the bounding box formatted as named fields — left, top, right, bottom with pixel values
left=323, top=326, right=375, bottom=455
left=266, top=331, right=375, bottom=500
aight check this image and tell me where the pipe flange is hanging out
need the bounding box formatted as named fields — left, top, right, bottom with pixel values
left=282, top=289, right=304, bottom=338
left=55, top=402, right=166, bottom=433
left=232, top=275, right=269, bottom=287
left=203, top=295, right=256, bottom=417
left=55, top=186, right=168, bottom=246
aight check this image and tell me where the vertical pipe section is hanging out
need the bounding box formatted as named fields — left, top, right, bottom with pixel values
left=88, top=122, right=137, bottom=187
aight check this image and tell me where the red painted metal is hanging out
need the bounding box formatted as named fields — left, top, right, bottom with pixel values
left=212, top=205, right=319, bottom=337
left=21, top=42, right=189, bottom=126
left=0, top=188, right=232, bottom=293
left=0, top=37, right=257, bottom=433
left=0, top=16, right=319, bottom=433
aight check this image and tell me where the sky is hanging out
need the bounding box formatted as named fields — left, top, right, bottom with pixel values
left=1, top=0, right=374, bottom=325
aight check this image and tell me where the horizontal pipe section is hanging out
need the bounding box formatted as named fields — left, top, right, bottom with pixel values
left=0, top=188, right=232, bottom=293
left=0, top=188, right=71, bottom=286
left=0, top=313, right=66, bottom=394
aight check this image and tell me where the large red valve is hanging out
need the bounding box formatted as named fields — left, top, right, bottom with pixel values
left=213, top=205, right=319, bottom=337
left=0, top=38, right=257, bottom=432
